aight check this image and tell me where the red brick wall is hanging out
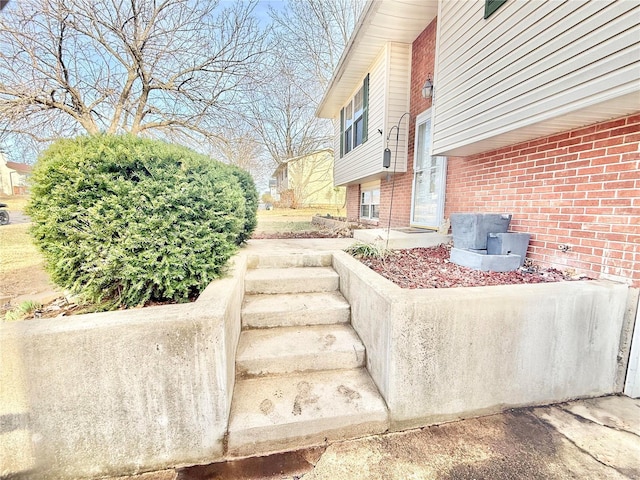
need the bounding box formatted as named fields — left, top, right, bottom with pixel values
left=445, top=114, right=640, bottom=286
left=346, top=184, right=361, bottom=222
left=379, top=17, right=438, bottom=228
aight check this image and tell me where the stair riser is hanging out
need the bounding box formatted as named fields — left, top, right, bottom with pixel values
left=227, top=416, right=388, bottom=458
left=248, top=254, right=333, bottom=269
left=242, top=308, right=350, bottom=329
left=237, top=350, right=365, bottom=378
left=245, top=277, right=339, bottom=295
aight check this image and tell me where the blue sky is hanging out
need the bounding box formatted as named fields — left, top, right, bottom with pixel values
left=250, top=0, right=286, bottom=25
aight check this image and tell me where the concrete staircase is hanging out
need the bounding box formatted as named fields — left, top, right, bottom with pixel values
left=227, top=253, right=389, bottom=458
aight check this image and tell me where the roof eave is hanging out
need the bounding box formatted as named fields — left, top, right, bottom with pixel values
left=316, top=0, right=438, bottom=119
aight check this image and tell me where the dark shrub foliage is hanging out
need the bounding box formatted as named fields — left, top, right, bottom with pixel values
left=27, top=135, right=246, bottom=308
left=226, top=164, right=258, bottom=244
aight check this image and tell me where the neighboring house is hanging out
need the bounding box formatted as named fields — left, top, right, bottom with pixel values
left=270, top=149, right=346, bottom=209
left=317, top=0, right=639, bottom=287
left=0, top=152, right=32, bottom=195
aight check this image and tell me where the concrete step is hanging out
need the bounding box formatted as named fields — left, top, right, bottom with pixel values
left=236, top=324, right=365, bottom=378
left=244, top=267, right=339, bottom=295
left=247, top=252, right=333, bottom=269
left=241, top=291, right=350, bottom=329
left=227, top=368, right=389, bottom=458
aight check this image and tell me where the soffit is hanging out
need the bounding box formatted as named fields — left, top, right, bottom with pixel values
left=435, top=92, right=640, bottom=157
left=316, top=0, right=438, bottom=118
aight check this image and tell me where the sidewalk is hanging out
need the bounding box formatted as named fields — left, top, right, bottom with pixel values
left=116, top=395, right=639, bottom=480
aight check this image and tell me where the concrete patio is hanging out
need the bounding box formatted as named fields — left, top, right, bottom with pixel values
left=113, top=395, right=640, bottom=480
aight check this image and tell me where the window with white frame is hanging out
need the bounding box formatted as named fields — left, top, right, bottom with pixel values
left=340, top=74, right=369, bottom=157
left=360, top=186, right=380, bottom=220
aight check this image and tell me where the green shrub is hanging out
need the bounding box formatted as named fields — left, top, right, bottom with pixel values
left=27, top=134, right=246, bottom=309
left=226, top=165, right=258, bottom=244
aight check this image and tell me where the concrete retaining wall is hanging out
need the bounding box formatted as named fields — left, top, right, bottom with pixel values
left=0, top=255, right=247, bottom=479
left=2, top=249, right=633, bottom=478
left=332, top=251, right=630, bottom=431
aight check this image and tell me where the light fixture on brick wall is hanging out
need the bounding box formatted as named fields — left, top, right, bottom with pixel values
left=422, top=76, right=433, bottom=99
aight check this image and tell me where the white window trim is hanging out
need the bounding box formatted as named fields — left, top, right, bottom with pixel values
left=340, top=75, right=369, bottom=157
left=360, top=182, right=380, bottom=221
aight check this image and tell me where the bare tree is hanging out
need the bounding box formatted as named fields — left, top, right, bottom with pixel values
left=250, top=0, right=364, bottom=177
left=0, top=0, right=268, bottom=149
left=249, top=60, right=328, bottom=166
left=269, top=0, right=365, bottom=89
left=210, top=129, right=273, bottom=190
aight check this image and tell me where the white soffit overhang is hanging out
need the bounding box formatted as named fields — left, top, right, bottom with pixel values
left=316, top=0, right=438, bottom=118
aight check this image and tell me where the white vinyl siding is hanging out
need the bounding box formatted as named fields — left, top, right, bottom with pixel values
left=384, top=42, right=412, bottom=170
left=433, top=0, right=640, bottom=156
left=334, top=43, right=411, bottom=186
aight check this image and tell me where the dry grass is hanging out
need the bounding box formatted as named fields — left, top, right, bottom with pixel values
left=256, top=207, right=345, bottom=233
left=0, top=194, right=30, bottom=214
left=0, top=195, right=41, bottom=276
left=0, top=223, right=44, bottom=276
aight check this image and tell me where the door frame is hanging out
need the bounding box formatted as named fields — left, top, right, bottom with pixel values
left=410, top=108, right=447, bottom=229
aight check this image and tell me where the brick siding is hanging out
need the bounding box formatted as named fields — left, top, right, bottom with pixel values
left=346, top=184, right=361, bottom=223
left=444, top=114, right=640, bottom=287
left=378, top=17, right=438, bottom=229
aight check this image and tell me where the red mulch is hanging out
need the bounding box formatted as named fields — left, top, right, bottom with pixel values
left=356, top=245, right=590, bottom=289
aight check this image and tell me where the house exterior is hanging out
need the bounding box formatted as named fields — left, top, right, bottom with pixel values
left=270, top=149, right=346, bottom=209
left=317, top=0, right=639, bottom=287
left=0, top=152, right=31, bottom=195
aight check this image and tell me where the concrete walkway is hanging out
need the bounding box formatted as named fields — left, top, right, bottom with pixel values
left=243, top=238, right=356, bottom=254
left=113, top=395, right=639, bottom=480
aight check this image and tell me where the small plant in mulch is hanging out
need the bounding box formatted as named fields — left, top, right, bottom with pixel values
left=344, top=241, right=391, bottom=260
left=348, top=244, right=592, bottom=289
left=4, top=300, right=42, bottom=321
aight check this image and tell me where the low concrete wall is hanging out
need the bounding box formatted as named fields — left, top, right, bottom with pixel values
left=311, top=215, right=357, bottom=230
left=0, top=255, right=247, bottom=479
left=333, top=251, right=630, bottom=431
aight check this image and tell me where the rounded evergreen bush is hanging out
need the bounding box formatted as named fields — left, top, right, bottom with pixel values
left=226, top=164, right=258, bottom=244
left=28, top=135, right=247, bottom=309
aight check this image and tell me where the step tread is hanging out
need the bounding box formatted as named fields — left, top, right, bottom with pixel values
left=242, top=291, right=350, bottom=328
left=236, top=324, right=364, bottom=377
left=227, top=368, right=389, bottom=457
left=245, top=267, right=338, bottom=281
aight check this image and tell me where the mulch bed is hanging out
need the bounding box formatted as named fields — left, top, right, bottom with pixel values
left=356, top=245, right=590, bottom=289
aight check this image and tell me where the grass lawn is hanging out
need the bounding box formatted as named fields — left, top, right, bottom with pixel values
left=255, top=207, right=345, bottom=233
left=0, top=195, right=30, bottom=215
left=0, top=223, right=44, bottom=274
left=0, top=196, right=43, bottom=276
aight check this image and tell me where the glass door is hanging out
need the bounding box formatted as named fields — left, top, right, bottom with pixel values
left=411, top=111, right=447, bottom=228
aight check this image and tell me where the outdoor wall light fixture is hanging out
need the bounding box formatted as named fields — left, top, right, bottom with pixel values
left=383, top=148, right=391, bottom=168
left=422, top=76, right=434, bottom=99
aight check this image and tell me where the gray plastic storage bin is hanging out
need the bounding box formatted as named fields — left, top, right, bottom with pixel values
left=450, top=213, right=512, bottom=250
left=487, top=232, right=531, bottom=266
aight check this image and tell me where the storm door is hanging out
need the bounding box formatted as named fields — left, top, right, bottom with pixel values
left=411, top=110, right=447, bottom=228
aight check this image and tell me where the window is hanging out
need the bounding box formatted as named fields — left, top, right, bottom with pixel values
left=340, top=74, right=369, bottom=157
left=484, top=0, right=506, bottom=19
left=360, top=187, right=380, bottom=220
